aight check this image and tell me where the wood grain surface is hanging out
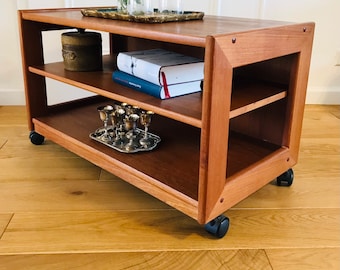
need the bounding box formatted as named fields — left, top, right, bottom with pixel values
left=0, top=105, right=339, bottom=269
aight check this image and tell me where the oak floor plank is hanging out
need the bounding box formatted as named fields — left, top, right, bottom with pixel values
left=0, top=139, right=6, bottom=151
left=0, top=179, right=169, bottom=213
left=299, top=137, right=340, bottom=156
left=0, top=249, right=272, bottom=270
left=266, top=248, right=340, bottom=270
left=0, top=107, right=100, bottom=182
left=0, top=157, right=100, bottom=182
left=226, top=208, right=340, bottom=248
left=0, top=126, right=28, bottom=141
left=0, top=129, right=101, bottom=182
left=234, top=176, right=340, bottom=209
left=0, top=143, right=100, bottom=182
left=0, top=106, right=27, bottom=126
left=0, top=214, right=13, bottom=239
left=0, top=135, right=81, bottom=160
left=0, top=210, right=205, bottom=255
left=0, top=208, right=338, bottom=255
left=301, top=105, right=339, bottom=135
left=0, top=105, right=339, bottom=269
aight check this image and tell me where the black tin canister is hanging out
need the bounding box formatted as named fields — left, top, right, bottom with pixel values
left=62, top=30, right=102, bottom=71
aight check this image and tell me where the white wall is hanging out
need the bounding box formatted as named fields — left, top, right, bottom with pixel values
left=0, top=1, right=26, bottom=105
left=1, top=0, right=339, bottom=105
left=258, top=0, right=340, bottom=104
left=216, top=0, right=340, bottom=104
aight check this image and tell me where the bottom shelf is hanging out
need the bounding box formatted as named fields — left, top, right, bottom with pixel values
left=227, top=132, right=281, bottom=178
left=32, top=99, right=282, bottom=211
left=34, top=100, right=201, bottom=201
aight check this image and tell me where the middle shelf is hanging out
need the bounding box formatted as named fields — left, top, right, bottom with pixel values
left=29, top=55, right=288, bottom=129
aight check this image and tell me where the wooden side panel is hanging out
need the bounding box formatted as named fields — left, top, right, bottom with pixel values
left=284, top=34, right=315, bottom=161
left=18, top=11, right=48, bottom=131
left=198, top=36, right=233, bottom=223
left=18, top=12, right=74, bottom=131
left=201, top=23, right=315, bottom=223
left=215, top=23, right=315, bottom=67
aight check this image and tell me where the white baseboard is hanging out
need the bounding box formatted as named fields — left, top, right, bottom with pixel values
left=1, top=87, right=339, bottom=106
left=305, top=86, right=340, bottom=105
left=0, top=89, right=26, bottom=105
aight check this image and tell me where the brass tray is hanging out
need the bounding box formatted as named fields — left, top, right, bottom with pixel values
left=81, top=8, right=204, bottom=23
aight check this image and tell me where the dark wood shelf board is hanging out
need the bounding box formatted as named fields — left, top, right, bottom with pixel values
left=34, top=101, right=201, bottom=200
left=29, top=56, right=288, bottom=127
left=230, top=80, right=287, bottom=119
left=227, top=132, right=281, bottom=178
left=21, top=9, right=296, bottom=48
left=29, top=56, right=202, bottom=128
left=33, top=100, right=282, bottom=200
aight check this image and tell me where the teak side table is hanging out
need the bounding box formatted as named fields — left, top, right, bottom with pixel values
left=18, top=8, right=314, bottom=238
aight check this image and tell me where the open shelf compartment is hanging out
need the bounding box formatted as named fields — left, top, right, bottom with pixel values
left=32, top=98, right=284, bottom=209
left=19, top=8, right=315, bottom=229
left=34, top=99, right=201, bottom=199
left=29, top=56, right=288, bottom=128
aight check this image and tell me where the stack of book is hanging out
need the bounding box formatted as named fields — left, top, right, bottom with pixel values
left=112, top=48, right=204, bottom=99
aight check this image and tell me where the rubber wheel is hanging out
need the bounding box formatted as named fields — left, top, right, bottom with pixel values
left=29, top=131, right=45, bottom=145
left=277, top=168, right=294, bottom=186
left=204, top=215, right=230, bottom=238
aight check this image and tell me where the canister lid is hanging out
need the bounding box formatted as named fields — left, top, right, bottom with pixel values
left=61, top=30, right=101, bottom=46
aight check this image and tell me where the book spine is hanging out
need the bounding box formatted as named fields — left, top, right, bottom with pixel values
left=112, top=71, right=163, bottom=99
left=159, top=63, right=204, bottom=85
left=116, top=51, right=204, bottom=86
left=116, top=53, right=161, bottom=85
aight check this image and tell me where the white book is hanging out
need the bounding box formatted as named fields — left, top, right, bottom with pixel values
left=112, top=70, right=202, bottom=99
left=117, top=48, right=204, bottom=86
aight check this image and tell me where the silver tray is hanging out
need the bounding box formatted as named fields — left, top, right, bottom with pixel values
left=90, top=127, right=161, bottom=153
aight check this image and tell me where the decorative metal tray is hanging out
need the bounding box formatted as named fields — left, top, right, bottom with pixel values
left=81, top=8, right=204, bottom=23
left=90, top=127, right=161, bottom=153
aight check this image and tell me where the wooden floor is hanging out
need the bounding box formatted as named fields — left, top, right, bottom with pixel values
left=0, top=105, right=339, bottom=269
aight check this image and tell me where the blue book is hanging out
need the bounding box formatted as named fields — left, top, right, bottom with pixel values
left=112, top=70, right=202, bottom=99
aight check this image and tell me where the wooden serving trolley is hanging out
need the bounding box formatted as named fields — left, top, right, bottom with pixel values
left=18, top=7, right=314, bottom=238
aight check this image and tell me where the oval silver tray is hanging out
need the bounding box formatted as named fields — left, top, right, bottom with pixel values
left=90, top=127, right=161, bottom=153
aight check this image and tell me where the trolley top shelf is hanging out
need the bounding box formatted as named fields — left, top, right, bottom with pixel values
left=19, top=8, right=297, bottom=47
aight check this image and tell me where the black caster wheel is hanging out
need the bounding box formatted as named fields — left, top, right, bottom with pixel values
left=276, top=168, right=294, bottom=186
left=29, top=131, right=45, bottom=145
left=204, top=215, right=230, bottom=238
